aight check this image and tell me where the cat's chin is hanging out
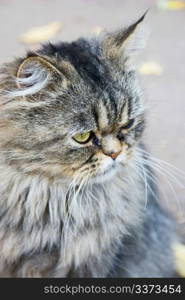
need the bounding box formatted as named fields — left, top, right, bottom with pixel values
left=89, top=164, right=118, bottom=184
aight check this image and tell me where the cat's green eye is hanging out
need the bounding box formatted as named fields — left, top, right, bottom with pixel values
left=73, top=132, right=91, bottom=144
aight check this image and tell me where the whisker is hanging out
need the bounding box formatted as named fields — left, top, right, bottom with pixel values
left=136, top=147, right=185, bottom=178
left=130, top=159, right=160, bottom=207
left=135, top=149, right=185, bottom=189
left=133, top=158, right=171, bottom=208
left=134, top=149, right=185, bottom=215
left=141, top=157, right=185, bottom=190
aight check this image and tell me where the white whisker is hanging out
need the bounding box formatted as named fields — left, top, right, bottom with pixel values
left=134, top=147, right=185, bottom=216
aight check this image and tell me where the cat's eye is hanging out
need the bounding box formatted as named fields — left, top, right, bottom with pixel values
left=121, top=118, right=134, bottom=130
left=73, top=132, right=91, bottom=144
left=117, top=119, right=135, bottom=141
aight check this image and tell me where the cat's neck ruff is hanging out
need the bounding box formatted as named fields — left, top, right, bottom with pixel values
left=0, top=160, right=145, bottom=272
left=0, top=161, right=145, bottom=229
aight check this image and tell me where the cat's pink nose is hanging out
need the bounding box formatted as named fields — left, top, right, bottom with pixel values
left=105, top=151, right=121, bottom=160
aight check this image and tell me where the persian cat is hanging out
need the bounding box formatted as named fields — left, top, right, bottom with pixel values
left=0, top=14, right=178, bottom=277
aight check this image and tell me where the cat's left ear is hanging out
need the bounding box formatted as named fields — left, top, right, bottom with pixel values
left=14, top=54, right=68, bottom=97
left=102, top=12, right=148, bottom=70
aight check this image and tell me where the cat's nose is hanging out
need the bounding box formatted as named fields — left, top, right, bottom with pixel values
left=104, top=151, right=121, bottom=160
left=101, top=134, right=122, bottom=160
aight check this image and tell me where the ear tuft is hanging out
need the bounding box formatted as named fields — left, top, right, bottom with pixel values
left=14, top=55, right=63, bottom=97
left=102, top=12, right=149, bottom=70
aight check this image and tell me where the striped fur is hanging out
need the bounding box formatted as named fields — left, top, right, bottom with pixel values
left=0, top=15, right=177, bottom=277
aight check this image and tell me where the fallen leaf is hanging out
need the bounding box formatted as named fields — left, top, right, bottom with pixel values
left=157, top=0, right=185, bottom=10
left=138, top=62, right=163, bottom=76
left=91, top=26, right=103, bottom=35
left=19, top=21, right=62, bottom=44
left=173, top=243, right=185, bottom=277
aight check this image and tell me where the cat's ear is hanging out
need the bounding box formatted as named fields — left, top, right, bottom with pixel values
left=14, top=55, right=68, bottom=97
left=102, top=12, right=148, bottom=70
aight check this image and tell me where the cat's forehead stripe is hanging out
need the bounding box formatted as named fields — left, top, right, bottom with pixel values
left=97, top=102, right=109, bottom=130
left=119, top=102, right=129, bottom=124
left=96, top=99, right=130, bottom=130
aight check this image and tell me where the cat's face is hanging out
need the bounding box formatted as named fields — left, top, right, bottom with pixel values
left=0, top=15, right=146, bottom=183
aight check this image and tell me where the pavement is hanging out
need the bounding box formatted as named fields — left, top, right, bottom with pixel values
left=0, top=0, right=185, bottom=231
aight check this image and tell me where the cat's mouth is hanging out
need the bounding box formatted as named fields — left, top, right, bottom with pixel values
left=90, top=163, right=118, bottom=183
left=87, top=152, right=128, bottom=183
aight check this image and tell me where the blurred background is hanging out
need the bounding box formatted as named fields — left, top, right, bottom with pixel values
left=0, top=0, right=185, bottom=234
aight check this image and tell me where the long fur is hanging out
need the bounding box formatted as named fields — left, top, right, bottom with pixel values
left=0, top=16, right=178, bottom=277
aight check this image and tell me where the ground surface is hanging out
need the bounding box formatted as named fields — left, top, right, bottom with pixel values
left=0, top=0, right=185, bottom=232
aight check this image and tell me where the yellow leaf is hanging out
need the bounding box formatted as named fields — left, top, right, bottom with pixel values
left=173, top=243, right=185, bottom=277
left=91, top=26, right=103, bottom=35
left=19, top=21, right=62, bottom=44
left=158, top=0, right=185, bottom=10
left=138, top=62, right=163, bottom=76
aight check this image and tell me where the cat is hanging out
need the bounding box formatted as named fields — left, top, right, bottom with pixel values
left=0, top=13, right=178, bottom=277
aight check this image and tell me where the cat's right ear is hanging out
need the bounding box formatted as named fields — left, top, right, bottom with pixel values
left=101, top=12, right=149, bottom=71
left=13, top=55, right=69, bottom=97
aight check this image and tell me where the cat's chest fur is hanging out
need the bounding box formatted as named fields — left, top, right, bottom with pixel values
left=52, top=170, right=143, bottom=277
left=0, top=165, right=144, bottom=277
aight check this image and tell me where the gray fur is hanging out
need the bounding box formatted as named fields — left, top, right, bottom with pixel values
left=0, top=15, right=177, bottom=277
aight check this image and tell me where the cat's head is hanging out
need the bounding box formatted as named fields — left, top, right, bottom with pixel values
left=0, top=14, right=147, bottom=184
